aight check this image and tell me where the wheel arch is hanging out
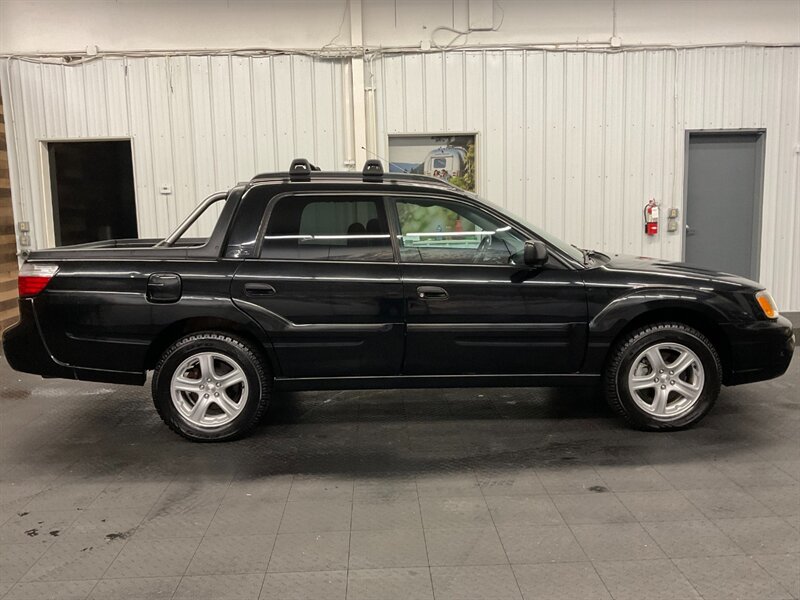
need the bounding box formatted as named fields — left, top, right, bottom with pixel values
left=144, top=316, right=279, bottom=376
left=601, top=305, right=733, bottom=384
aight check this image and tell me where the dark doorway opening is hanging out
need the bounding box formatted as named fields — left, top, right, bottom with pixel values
left=48, top=141, right=138, bottom=246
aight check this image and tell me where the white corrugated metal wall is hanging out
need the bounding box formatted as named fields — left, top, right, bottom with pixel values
left=2, top=46, right=799, bottom=309
left=373, top=46, right=800, bottom=309
left=1, top=55, right=347, bottom=240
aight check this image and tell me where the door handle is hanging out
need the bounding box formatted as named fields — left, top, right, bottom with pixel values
left=417, top=285, right=449, bottom=300
left=244, top=283, right=277, bottom=297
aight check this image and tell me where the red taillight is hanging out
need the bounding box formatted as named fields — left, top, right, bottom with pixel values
left=18, top=263, right=59, bottom=298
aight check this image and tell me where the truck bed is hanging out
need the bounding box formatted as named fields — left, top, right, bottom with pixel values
left=26, top=238, right=211, bottom=260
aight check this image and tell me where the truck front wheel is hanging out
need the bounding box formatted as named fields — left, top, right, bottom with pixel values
left=152, top=332, right=270, bottom=441
left=605, top=322, right=722, bottom=430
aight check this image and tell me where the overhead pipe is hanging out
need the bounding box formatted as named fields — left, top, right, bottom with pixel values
left=342, top=60, right=356, bottom=171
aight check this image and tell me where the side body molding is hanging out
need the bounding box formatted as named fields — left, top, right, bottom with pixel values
left=231, top=298, right=394, bottom=334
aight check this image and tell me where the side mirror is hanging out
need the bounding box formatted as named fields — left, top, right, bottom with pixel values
left=523, top=240, right=548, bottom=267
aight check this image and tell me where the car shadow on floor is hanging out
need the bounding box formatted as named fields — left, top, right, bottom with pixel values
left=4, top=352, right=793, bottom=483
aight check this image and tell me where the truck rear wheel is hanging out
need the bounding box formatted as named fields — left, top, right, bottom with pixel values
left=152, top=332, right=270, bottom=441
left=605, top=322, right=722, bottom=430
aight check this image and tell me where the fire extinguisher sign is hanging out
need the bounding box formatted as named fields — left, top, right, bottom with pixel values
left=644, top=199, right=659, bottom=235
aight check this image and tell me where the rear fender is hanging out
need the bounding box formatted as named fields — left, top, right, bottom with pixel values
left=145, top=300, right=281, bottom=376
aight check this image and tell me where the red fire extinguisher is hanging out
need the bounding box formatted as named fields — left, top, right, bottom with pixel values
left=644, top=199, right=659, bottom=235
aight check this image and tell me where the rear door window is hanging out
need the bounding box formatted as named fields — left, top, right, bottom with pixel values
left=261, top=196, right=393, bottom=262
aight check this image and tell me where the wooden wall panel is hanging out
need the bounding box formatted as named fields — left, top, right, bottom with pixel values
left=0, top=97, right=19, bottom=331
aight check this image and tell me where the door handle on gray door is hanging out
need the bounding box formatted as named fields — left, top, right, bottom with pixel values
left=417, top=285, right=448, bottom=300
left=685, top=223, right=696, bottom=235
left=244, top=283, right=277, bottom=297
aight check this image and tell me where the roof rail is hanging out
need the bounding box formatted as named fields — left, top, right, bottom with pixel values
left=289, top=158, right=320, bottom=180
left=362, top=159, right=383, bottom=181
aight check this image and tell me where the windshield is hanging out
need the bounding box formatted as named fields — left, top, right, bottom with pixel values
left=462, top=192, right=586, bottom=263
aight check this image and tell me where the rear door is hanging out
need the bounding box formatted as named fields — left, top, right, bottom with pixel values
left=230, top=190, right=404, bottom=378
left=389, top=195, right=587, bottom=375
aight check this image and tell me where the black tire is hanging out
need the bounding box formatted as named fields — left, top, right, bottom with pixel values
left=604, top=322, right=722, bottom=431
left=152, top=332, right=270, bottom=442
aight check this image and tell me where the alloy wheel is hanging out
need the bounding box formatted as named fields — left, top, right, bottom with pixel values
left=170, top=352, right=249, bottom=428
left=627, top=342, right=705, bottom=420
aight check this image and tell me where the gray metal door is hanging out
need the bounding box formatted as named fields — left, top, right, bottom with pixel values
left=684, top=132, right=764, bottom=280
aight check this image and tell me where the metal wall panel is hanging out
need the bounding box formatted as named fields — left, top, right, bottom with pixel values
left=2, top=47, right=799, bottom=310
left=373, top=47, right=800, bottom=309
left=1, top=55, right=348, bottom=241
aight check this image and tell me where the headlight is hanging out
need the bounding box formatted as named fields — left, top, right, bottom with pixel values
left=755, top=290, right=779, bottom=319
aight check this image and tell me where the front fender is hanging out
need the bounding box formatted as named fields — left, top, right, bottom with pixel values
left=581, top=286, right=735, bottom=374
left=589, top=288, right=732, bottom=341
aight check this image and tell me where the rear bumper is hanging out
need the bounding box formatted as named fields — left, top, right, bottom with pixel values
left=2, top=300, right=74, bottom=379
left=2, top=299, right=144, bottom=385
left=723, top=315, right=795, bottom=385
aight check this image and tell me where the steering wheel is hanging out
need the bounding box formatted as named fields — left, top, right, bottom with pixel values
left=473, top=234, right=491, bottom=263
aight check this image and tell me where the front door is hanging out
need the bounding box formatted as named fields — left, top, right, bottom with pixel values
left=231, top=193, right=404, bottom=378
left=685, top=131, right=765, bottom=280
left=389, top=196, right=587, bottom=375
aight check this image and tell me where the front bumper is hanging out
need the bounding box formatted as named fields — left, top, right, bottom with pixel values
left=722, top=315, right=795, bottom=385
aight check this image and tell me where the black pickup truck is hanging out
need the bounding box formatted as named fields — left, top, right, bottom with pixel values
left=3, top=159, right=794, bottom=441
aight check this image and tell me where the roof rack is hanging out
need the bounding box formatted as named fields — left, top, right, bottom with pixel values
left=362, top=159, right=383, bottom=181
left=249, top=160, right=461, bottom=189
left=289, top=158, right=321, bottom=180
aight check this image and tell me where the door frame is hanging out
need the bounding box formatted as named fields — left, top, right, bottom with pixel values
left=38, top=137, right=137, bottom=248
left=681, top=129, right=766, bottom=280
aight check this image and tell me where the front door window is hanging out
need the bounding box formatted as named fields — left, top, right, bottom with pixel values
left=394, top=198, right=525, bottom=265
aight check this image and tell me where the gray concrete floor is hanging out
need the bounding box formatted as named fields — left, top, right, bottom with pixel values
left=0, top=356, right=798, bottom=600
